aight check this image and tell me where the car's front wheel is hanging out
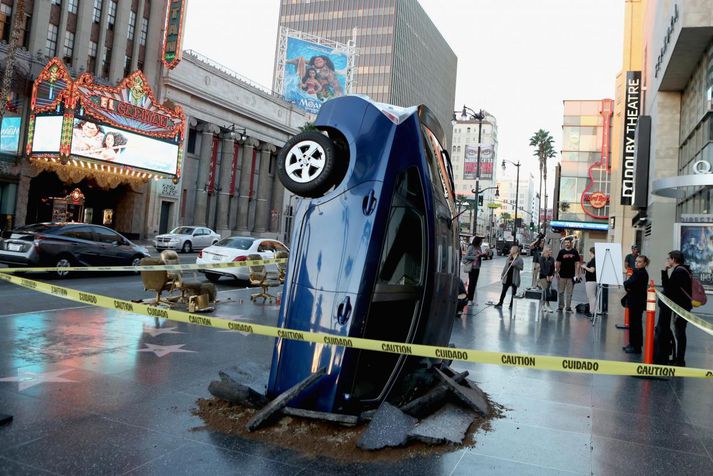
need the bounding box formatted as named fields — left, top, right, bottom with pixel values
left=182, top=241, right=192, bottom=253
left=277, top=131, right=344, bottom=198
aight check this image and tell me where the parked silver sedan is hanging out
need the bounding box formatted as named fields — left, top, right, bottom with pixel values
left=153, top=226, right=220, bottom=253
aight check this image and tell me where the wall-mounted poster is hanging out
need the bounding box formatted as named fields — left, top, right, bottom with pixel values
left=676, top=224, right=713, bottom=288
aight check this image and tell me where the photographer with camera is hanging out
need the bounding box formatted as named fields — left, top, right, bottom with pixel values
left=555, top=238, right=580, bottom=312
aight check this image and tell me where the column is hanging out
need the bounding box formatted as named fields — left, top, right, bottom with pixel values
left=73, top=0, right=95, bottom=72
left=215, top=132, right=235, bottom=236
left=130, top=0, right=146, bottom=71
left=228, top=140, right=244, bottom=231
left=110, top=0, right=131, bottom=82
left=56, top=0, right=70, bottom=62
left=28, top=0, right=51, bottom=57
left=236, top=138, right=260, bottom=233
left=254, top=143, right=276, bottom=234
left=95, top=0, right=110, bottom=77
left=194, top=122, right=219, bottom=226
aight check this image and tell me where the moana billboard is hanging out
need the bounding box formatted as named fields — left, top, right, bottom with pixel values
left=27, top=58, right=185, bottom=179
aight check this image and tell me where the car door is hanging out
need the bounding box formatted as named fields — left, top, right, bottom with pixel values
left=191, top=228, right=204, bottom=249
left=92, top=227, right=127, bottom=265
left=199, top=228, right=212, bottom=248
left=57, top=226, right=97, bottom=265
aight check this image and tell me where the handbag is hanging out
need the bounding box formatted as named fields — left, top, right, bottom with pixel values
left=462, top=260, right=473, bottom=273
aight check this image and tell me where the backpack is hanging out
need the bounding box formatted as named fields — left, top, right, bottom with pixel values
left=681, top=268, right=707, bottom=307
left=690, top=277, right=707, bottom=307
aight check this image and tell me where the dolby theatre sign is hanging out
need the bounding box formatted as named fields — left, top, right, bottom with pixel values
left=620, top=71, right=641, bottom=205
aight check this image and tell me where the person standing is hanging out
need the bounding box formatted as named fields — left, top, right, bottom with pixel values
left=529, top=234, right=544, bottom=288
left=495, top=245, right=524, bottom=309
left=538, top=246, right=555, bottom=313
left=463, top=236, right=483, bottom=303
left=622, top=255, right=649, bottom=354
left=581, top=247, right=597, bottom=317
left=655, top=250, right=692, bottom=366
left=555, top=238, right=580, bottom=312
left=624, top=245, right=639, bottom=273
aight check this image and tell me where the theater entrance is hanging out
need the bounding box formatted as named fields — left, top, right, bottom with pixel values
left=27, top=172, right=130, bottom=229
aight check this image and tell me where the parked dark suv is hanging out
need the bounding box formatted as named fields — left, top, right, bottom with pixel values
left=267, top=96, right=459, bottom=414
left=0, top=223, right=150, bottom=277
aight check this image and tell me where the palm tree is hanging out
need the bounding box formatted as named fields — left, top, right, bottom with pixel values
left=529, top=129, right=556, bottom=232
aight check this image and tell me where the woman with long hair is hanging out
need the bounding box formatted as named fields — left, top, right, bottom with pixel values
left=495, top=245, right=524, bottom=310
left=622, top=254, right=649, bottom=354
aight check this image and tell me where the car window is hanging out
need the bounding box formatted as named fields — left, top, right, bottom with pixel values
left=171, top=227, right=194, bottom=235
left=273, top=242, right=288, bottom=253
left=257, top=241, right=273, bottom=252
left=378, top=168, right=425, bottom=286
left=15, top=224, right=61, bottom=234
left=215, top=237, right=254, bottom=250
left=59, top=226, right=94, bottom=241
left=93, top=227, right=120, bottom=244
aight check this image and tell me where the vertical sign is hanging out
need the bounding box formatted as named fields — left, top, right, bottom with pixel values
left=620, top=71, right=641, bottom=205
left=162, top=0, right=187, bottom=70
left=207, top=136, right=219, bottom=193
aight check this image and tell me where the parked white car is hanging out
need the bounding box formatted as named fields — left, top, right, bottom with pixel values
left=153, top=226, right=220, bottom=253
left=196, top=236, right=289, bottom=282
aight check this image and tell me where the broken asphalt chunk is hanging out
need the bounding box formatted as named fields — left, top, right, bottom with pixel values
left=435, top=368, right=490, bottom=416
left=357, top=402, right=417, bottom=450
left=408, top=403, right=475, bottom=445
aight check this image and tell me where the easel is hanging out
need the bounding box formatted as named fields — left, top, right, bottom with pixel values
left=591, top=247, right=622, bottom=326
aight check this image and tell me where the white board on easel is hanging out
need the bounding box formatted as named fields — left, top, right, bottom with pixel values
left=594, top=242, right=624, bottom=286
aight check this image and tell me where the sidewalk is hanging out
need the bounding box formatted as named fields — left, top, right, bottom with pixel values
left=0, top=257, right=711, bottom=474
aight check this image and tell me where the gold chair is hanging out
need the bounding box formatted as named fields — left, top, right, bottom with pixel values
left=160, top=250, right=216, bottom=308
left=247, top=253, right=281, bottom=303
left=140, top=257, right=173, bottom=305
left=275, top=250, right=289, bottom=284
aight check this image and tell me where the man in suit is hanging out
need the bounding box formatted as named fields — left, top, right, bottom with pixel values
left=656, top=250, right=692, bottom=366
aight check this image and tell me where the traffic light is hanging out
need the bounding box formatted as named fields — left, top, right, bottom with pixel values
left=529, top=222, right=535, bottom=231
left=478, top=195, right=484, bottom=206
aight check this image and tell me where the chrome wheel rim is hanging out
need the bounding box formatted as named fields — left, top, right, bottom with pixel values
left=56, top=258, right=71, bottom=276
left=285, top=140, right=326, bottom=183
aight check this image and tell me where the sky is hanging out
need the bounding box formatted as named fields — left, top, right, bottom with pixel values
left=182, top=0, right=625, bottom=188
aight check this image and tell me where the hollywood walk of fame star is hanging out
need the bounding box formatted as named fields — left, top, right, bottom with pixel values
left=142, top=326, right=184, bottom=337
left=138, top=343, right=196, bottom=358
left=0, top=369, right=78, bottom=391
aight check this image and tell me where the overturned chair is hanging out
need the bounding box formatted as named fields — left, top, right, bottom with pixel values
left=160, top=250, right=217, bottom=312
left=140, top=257, right=174, bottom=305
left=248, top=253, right=282, bottom=304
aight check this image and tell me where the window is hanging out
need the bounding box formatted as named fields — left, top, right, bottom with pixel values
left=140, top=17, right=148, bottom=45
left=68, top=0, right=79, bottom=14
left=63, top=31, right=75, bottom=61
left=61, top=226, right=94, bottom=241
left=124, top=55, right=132, bottom=76
left=93, top=227, right=120, bottom=244
left=51, top=0, right=62, bottom=5
left=127, top=10, right=136, bottom=40
left=0, top=4, right=11, bottom=42
left=107, top=1, right=116, bottom=29
left=46, top=24, right=58, bottom=57
left=89, top=40, right=97, bottom=58
left=93, top=0, right=102, bottom=23
left=102, top=48, right=111, bottom=78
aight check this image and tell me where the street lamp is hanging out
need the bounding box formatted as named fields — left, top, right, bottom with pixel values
left=453, top=105, right=486, bottom=235
left=471, top=184, right=499, bottom=235
left=501, top=159, right=522, bottom=244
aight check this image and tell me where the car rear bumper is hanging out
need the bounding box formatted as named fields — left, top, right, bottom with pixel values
left=0, top=253, right=38, bottom=267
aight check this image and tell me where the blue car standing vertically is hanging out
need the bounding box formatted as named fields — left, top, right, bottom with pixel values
left=267, top=95, right=459, bottom=414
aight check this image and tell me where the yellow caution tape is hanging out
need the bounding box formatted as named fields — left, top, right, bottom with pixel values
left=656, top=291, right=713, bottom=337
left=0, top=258, right=288, bottom=274
left=0, top=271, right=711, bottom=379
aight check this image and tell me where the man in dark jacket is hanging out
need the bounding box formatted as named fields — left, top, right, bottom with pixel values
left=656, top=250, right=692, bottom=366
left=622, top=255, right=649, bottom=354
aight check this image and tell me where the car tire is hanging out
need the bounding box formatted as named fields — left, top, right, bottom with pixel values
left=182, top=241, right=192, bottom=253
left=131, top=255, right=143, bottom=274
left=276, top=130, right=344, bottom=198
left=54, top=255, right=74, bottom=278
left=205, top=272, right=220, bottom=283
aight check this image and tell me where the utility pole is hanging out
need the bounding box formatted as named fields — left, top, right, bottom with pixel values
left=0, top=0, right=25, bottom=121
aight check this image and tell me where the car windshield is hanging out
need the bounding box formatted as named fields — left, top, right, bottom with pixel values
left=215, top=237, right=254, bottom=250
left=170, top=227, right=195, bottom=235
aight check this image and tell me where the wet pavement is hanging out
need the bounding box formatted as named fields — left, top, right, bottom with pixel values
left=0, top=256, right=712, bottom=475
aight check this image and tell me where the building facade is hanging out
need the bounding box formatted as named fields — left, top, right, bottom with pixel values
left=450, top=111, right=498, bottom=235
left=160, top=51, right=309, bottom=240
left=276, top=0, right=457, bottom=145
left=497, top=168, right=535, bottom=243
left=0, top=0, right=168, bottom=237
left=631, top=0, right=713, bottom=287
left=554, top=99, right=614, bottom=249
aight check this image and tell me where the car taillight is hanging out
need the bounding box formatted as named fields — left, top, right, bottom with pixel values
left=233, top=255, right=247, bottom=262
left=198, top=251, right=203, bottom=258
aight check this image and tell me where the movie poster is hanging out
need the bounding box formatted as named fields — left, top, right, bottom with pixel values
left=463, top=144, right=494, bottom=180
left=679, top=224, right=713, bottom=288
left=282, top=36, right=349, bottom=114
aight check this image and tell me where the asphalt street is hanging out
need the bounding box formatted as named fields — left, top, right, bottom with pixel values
left=0, top=252, right=254, bottom=316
